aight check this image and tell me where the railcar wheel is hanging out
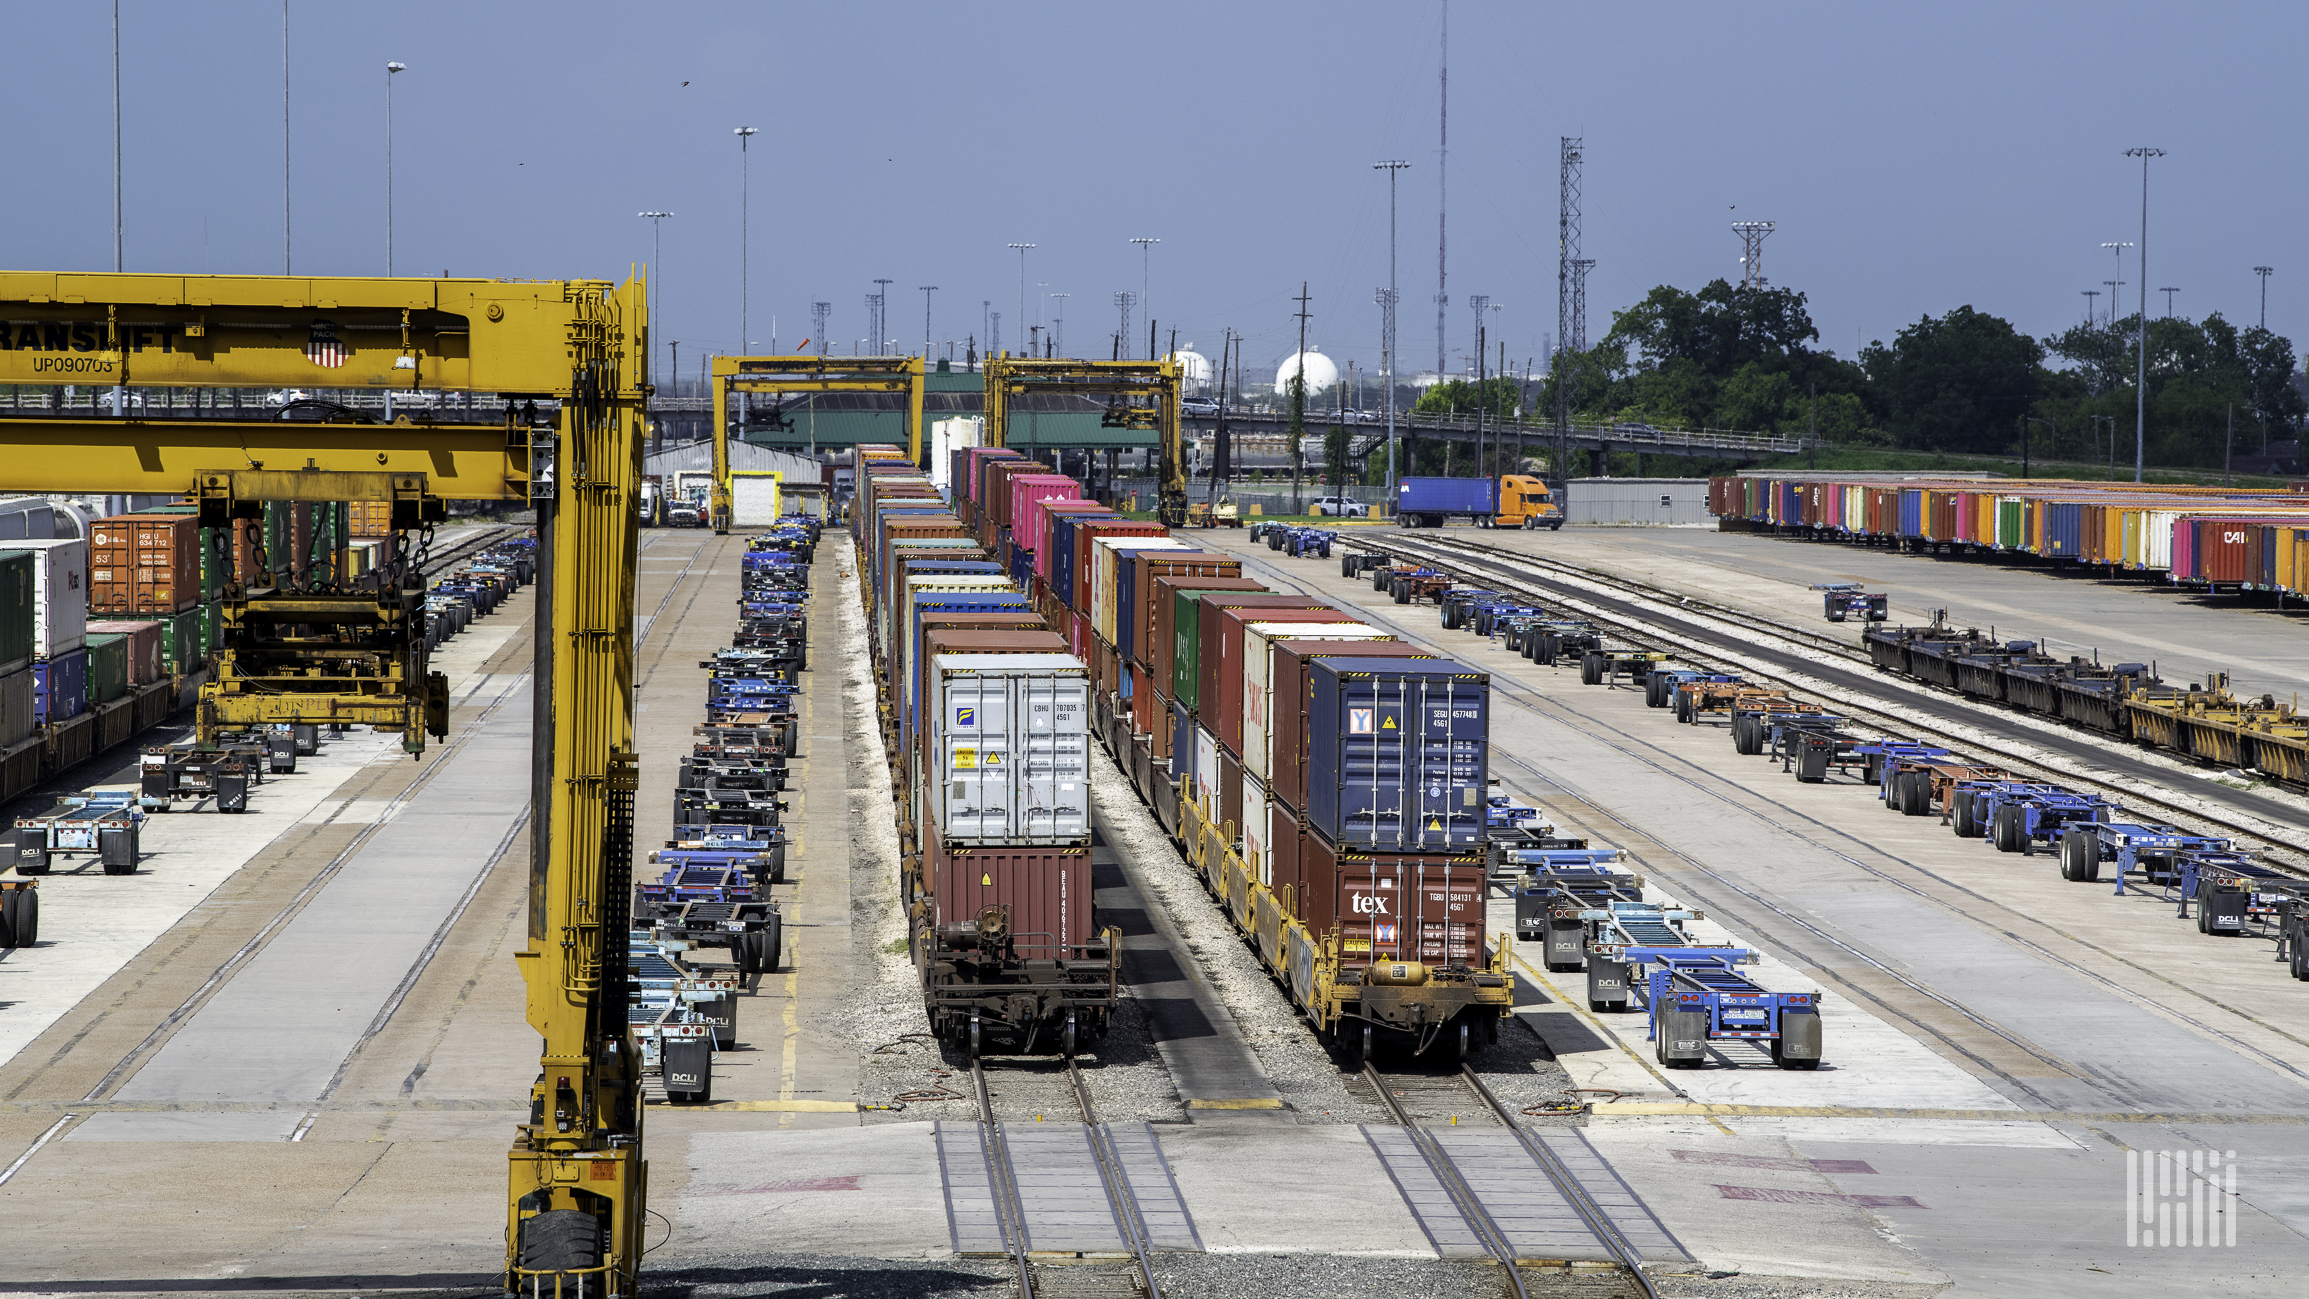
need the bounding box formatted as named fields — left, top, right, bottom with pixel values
left=1063, top=1011, right=1079, bottom=1058
left=1455, top=1020, right=1472, bottom=1062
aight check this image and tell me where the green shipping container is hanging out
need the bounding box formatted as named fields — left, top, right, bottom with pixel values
left=85, top=632, right=130, bottom=704
left=0, top=549, right=32, bottom=674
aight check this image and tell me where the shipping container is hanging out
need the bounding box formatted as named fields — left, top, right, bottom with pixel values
left=1147, top=577, right=1267, bottom=701
left=901, top=599, right=1040, bottom=747
left=1122, top=552, right=1242, bottom=666
left=924, top=653, right=1091, bottom=844
left=0, top=666, right=32, bottom=746
left=1089, top=535, right=1195, bottom=643
left=1, top=538, right=89, bottom=658
left=1206, top=605, right=1351, bottom=752
left=1265, top=641, right=1440, bottom=814
left=1067, top=520, right=1167, bottom=615
left=0, top=549, right=30, bottom=677
left=1303, top=657, right=1490, bottom=851
left=90, top=513, right=202, bottom=614
left=1265, top=821, right=1488, bottom=970
left=913, top=630, right=1070, bottom=767
left=84, top=632, right=130, bottom=704
left=1039, top=503, right=1115, bottom=588
left=1242, top=770, right=1274, bottom=885
left=34, top=647, right=89, bottom=722
left=1009, top=475, right=1084, bottom=567
left=87, top=618, right=165, bottom=685
left=1180, top=593, right=1330, bottom=715
left=924, top=827, right=1095, bottom=956
left=1238, top=620, right=1386, bottom=776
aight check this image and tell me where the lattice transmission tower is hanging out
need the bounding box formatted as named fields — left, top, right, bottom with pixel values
left=810, top=301, right=831, bottom=358
left=1570, top=260, right=1595, bottom=352
left=1733, top=221, right=1775, bottom=289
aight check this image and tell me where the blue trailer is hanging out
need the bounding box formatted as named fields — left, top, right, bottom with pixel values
left=1395, top=476, right=1498, bottom=528
left=1637, top=950, right=1824, bottom=1071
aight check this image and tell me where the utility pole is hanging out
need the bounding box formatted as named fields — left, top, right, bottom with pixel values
left=1377, top=159, right=1410, bottom=504
left=2082, top=289, right=2099, bottom=325
left=871, top=280, right=892, bottom=355
left=1050, top=293, right=1068, bottom=358
left=1007, top=244, right=1035, bottom=355
left=2254, top=267, right=2273, bottom=329
left=112, top=0, right=124, bottom=418
left=1435, top=0, right=1449, bottom=381
left=1291, top=283, right=1311, bottom=514
left=2105, top=280, right=2124, bottom=324
left=919, top=286, right=937, bottom=359
left=2126, top=147, right=2164, bottom=482
left=1468, top=299, right=1487, bottom=477
left=2159, top=287, right=2178, bottom=318
left=1211, top=330, right=1234, bottom=506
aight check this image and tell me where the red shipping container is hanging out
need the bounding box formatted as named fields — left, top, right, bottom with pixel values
left=1186, top=593, right=1328, bottom=712
left=1202, top=604, right=1345, bottom=749
left=2191, top=518, right=2265, bottom=584
left=925, top=822, right=1095, bottom=956
left=1126, top=552, right=1243, bottom=667
left=1267, top=822, right=1488, bottom=969
left=1068, top=520, right=1169, bottom=616
left=89, top=618, right=166, bottom=685
left=1148, top=577, right=1267, bottom=698
left=1266, top=640, right=1441, bottom=814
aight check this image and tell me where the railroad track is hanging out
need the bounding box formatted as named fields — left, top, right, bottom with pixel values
left=1360, top=1063, right=1665, bottom=1299
left=1348, top=531, right=2309, bottom=877
left=968, top=1056, right=1169, bottom=1299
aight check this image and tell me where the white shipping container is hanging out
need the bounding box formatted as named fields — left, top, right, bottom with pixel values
left=930, top=417, right=984, bottom=496
left=1, top=538, right=89, bottom=658
left=0, top=665, right=32, bottom=747
left=730, top=472, right=784, bottom=527
left=1193, top=724, right=1221, bottom=812
left=1241, top=770, right=1271, bottom=886
left=928, top=653, right=1091, bottom=843
left=1239, top=621, right=1385, bottom=784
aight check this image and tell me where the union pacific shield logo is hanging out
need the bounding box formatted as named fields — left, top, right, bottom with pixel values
left=305, top=319, right=348, bottom=369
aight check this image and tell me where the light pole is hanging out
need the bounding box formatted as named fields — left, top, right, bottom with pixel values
left=385, top=61, right=405, bottom=274
left=281, top=0, right=290, bottom=275
left=112, top=0, right=123, bottom=417
left=639, top=212, right=672, bottom=380
left=2105, top=280, right=2123, bottom=327
left=919, top=286, right=937, bottom=359
left=1007, top=244, right=1034, bottom=356
left=1131, top=238, right=1159, bottom=356
left=1376, top=160, right=1410, bottom=501
left=1049, top=293, right=1068, bottom=358
left=735, top=126, right=758, bottom=360
left=2126, top=147, right=2164, bottom=482
left=871, top=279, right=892, bottom=356
left=2255, top=267, right=2273, bottom=329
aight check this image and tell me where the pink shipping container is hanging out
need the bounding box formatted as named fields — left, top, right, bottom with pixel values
left=1009, top=475, right=1081, bottom=560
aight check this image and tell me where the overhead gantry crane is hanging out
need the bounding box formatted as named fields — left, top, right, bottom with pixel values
left=707, top=354, right=925, bottom=531
left=982, top=356, right=1186, bottom=526
left=0, top=270, right=650, bottom=1295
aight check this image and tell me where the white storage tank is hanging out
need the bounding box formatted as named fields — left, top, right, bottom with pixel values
left=925, top=653, right=1091, bottom=844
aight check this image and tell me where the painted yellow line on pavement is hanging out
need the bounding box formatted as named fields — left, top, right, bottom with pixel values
left=1590, top=1102, right=2309, bottom=1125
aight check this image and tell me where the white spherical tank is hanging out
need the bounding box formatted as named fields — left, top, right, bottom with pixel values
left=1166, top=349, right=1213, bottom=392
left=1273, top=347, right=1339, bottom=395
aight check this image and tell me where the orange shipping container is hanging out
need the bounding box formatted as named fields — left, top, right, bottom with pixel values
left=88, top=513, right=201, bottom=615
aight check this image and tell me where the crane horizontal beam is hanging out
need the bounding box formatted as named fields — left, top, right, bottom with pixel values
left=0, top=417, right=529, bottom=498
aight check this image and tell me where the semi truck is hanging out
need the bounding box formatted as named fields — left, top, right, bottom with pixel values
left=1395, top=475, right=1563, bottom=529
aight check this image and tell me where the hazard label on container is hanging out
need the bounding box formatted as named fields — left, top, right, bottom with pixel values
left=1427, top=818, right=1442, bottom=830
left=1349, top=708, right=1374, bottom=734
left=981, top=872, right=993, bottom=886
left=953, top=747, right=976, bottom=769
left=1381, top=714, right=1396, bottom=729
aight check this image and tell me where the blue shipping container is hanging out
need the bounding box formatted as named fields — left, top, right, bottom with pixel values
left=905, top=593, right=1033, bottom=742
left=1052, top=512, right=1119, bottom=607
left=1898, top=490, right=1924, bottom=538
left=1171, top=697, right=1196, bottom=787
left=1008, top=545, right=1034, bottom=587
left=2043, top=502, right=2083, bottom=559
left=33, top=648, right=89, bottom=723
left=1396, top=477, right=1497, bottom=517
left=1303, top=657, right=1490, bottom=851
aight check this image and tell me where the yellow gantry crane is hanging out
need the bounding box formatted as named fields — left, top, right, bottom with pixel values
left=707, top=355, right=925, bottom=531
left=0, top=270, right=650, bottom=1294
left=981, top=357, right=1186, bottom=525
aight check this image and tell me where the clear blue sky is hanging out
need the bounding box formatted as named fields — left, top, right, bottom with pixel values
left=14, top=1, right=2301, bottom=386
